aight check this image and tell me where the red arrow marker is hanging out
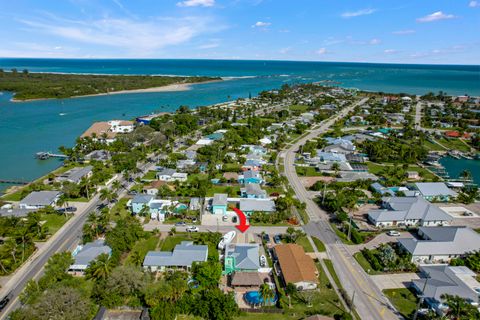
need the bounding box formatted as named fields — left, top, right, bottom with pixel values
left=233, top=207, right=250, bottom=233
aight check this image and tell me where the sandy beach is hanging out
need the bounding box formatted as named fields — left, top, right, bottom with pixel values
left=10, top=79, right=221, bottom=102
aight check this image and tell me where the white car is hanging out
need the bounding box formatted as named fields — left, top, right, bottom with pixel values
left=387, top=230, right=401, bottom=237
left=186, top=226, right=199, bottom=232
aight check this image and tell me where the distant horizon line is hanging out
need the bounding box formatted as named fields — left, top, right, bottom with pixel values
left=0, top=56, right=479, bottom=67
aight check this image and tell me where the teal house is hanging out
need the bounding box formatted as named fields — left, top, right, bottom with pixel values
left=212, top=194, right=228, bottom=215
left=224, top=244, right=260, bottom=275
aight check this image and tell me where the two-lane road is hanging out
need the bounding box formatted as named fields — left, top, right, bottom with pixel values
left=282, top=98, right=400, bottom=320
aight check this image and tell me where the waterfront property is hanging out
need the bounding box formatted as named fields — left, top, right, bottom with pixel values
left=19, top=190, right=62, bottom=209
left=412, top=265, right=480, bottom=315
left=273, top=244, right=318, bottom=291
left=398, top=226, right=480, bottom=264
left=55, top=166, right=93, bottom=184
left=143, top=241, right=208, bottom=272
left=367, top=196, right=453, bottom=228
left=68, top=240, right=112, bottom=276
left=414, top=182, right=458, bottom=202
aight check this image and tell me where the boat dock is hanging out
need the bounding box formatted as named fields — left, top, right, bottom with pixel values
left=0, top=179, right=29, bottom=185
left=35, top=152, right=68, bottom=160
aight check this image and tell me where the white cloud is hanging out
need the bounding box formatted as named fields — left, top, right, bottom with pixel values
left=341, top=8, right=376, bottom=18
left=279, top=47, right=291, bottom=54
left=197, top=39, right=220, bottom=49
left=17, top=15, right=223, bottom=57
left=177, top=0, right=215, bottom=7
left=252, top=21, right=271, bottom=28
left=316, top=48, right=327, bottom=55
left=469, top=1, right=480, bottom=7
left=384, top=49, right=397, bottom=54
left=392, top=29, right=415, bottom=35
left=369, top=38, right=381, bottom=45
left=416, top=11, right=456, bottom=23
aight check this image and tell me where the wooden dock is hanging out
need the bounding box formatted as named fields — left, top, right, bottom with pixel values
left=0, top=179, right=29, bottom=185
left=35, top=152, right=68, bottom=160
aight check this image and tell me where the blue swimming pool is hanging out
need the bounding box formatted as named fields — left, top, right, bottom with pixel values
left=244, top=291, right=278, bottom=305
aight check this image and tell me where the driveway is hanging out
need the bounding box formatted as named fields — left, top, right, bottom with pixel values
left=370, top=273, right=420, bottom=290
left=347, top=231, right=414, bottom=254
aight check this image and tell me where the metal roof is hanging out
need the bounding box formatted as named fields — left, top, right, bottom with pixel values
left=212, top=193, right=228, bottom=206
left=226, top=244, right=260, bottom=270
left=415, top=182, right=458, bottom=197
left=20, top=191, right=61, bottom=206
left=70, top=240, right=112, bottom=269
left=143, top=241, right=208, bottom=267
left=239, top=199, right=276, bottom=212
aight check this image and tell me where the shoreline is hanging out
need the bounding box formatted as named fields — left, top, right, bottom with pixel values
left=9, top=79, right=222, bottom=103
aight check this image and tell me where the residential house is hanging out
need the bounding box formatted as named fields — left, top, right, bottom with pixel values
left=274, top=244, right=318, bottom=291
left=143, top=241, right=208, bottom=272
left=240, top=184, right=267, bottom=199
left=212, top=194, right=228, bottom=215
left=84, top=150, right=111, bottom=162
left=68, top=240, right=112, bottom=275
left=412, top=265, right=480, bottom=315
left=406, top=171, right=420, bottom=180
left=239, top=199, right=275, bottom=215
left=367, top=197, right=453, bottom=227
left=224, top=243, right=260, bottom=275
left=176, top=159, right=196, bottom=170
left=238, top=170, right=264, bottom=184
left=56, top=166, right=93, bottom=184
left=414, top=182, right=458, bottom=202
left=370, top=183, right=395, bottom=196
left=335, top=172, right=378, bottom=183
left=129, top=194, right=155, bottom=215
left=172, top=172, right=188, bottom=182
left=81, top=122, right=117, bottom=143
left=241, top=160, right=262, bottom=171
left=108, top=120, right=134, bottom=133
left=301, top=112, right=315, bottom=123
left=156, top=168, right=176, bottom=181
left=223, top=172, right=239, bottom=182
left=398, top=226, right=480, bottom=263
left=189, top=198, right=201, bottom=211
left=19, top=191, right=62, bottom=210
left=0, top=207, right=36, bottom=218
left=142, top=180, right=171, bottom=195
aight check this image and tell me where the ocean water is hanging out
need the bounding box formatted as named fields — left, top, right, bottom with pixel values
left=0, top=58, right=479, bottom=193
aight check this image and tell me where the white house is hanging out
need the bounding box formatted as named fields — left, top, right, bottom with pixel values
left=108, top=120, right=135, bottom=133
left=19, top=191, right=62, bottom=210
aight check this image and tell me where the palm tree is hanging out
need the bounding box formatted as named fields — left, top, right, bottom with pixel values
left=112, top=180, right=122, bottom=191
left=16, top=226, right=34, bottom=262
left=128, top=250, right=143, bottom=267
left=86, top=253, right=114, bottom=281
left=441, top=294, right=479, bottom=319
left=100, top=188, right=116, bottom=204
left=259, top=283, right=275, bottom=306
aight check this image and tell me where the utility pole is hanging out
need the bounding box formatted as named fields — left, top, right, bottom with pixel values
left=350, top=290, right=356, bottom=315
left=347, top=211, right=353, bottom=241
left=413, top=273, right=430, bottom=320
left=322, top=183, right=326, bottom=205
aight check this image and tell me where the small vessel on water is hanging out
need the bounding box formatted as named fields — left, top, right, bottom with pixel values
left=59, top=113, right=66, bottom=116
left=218, top=231, right=236, bottom=250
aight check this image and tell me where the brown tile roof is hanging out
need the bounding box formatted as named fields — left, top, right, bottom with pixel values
left=274, top=244, right=318, bottom=285
left=223, top=172, right=239, bottom=180
left=231, top=272, right=264, bottom=287
left=81, top=122, right=116, bottom=139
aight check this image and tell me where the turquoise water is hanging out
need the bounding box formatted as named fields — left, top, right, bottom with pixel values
left=439, top=156, right=480, bottom=184
left=0, top=59, right=479, bottom=193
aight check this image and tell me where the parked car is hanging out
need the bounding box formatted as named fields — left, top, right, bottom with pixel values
left=186, top=226, right=199, bottom=232
left=262, top=234, right=271, bottom=243
left=65, top=206, right=77, bottom=213
left=273, top=234, right=282, bottom=244
left=222, top=216, right=228, bottom=222
left=0, top=292, right=12, bottom=311
left=175, top=221, right=186, bottom=226
left=56, top=208, right=66, bottom=214
left=232, top=216, right=238, bottom=223
left=387, top=230, right=401, bottom=237
left=127, top=190, right=137, bottom=195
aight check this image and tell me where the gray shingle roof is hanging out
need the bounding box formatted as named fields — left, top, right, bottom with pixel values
left=0, top=208, right=37, bottom=218
left=415, top=182, right=458, bottom=197
left=413, top=265, right=480, bottom=304
left=239, top=199, right=275, bottom=212
left=132, top=194, right=155, bottom=204
left=143, top=241, right=208, bottom=268
left=212, top=194, right=228, bottom=206
left=70, top=240, right=112, bottom=269
left=368, top=197, right=453, bottom=223
left=398, top=227, right=480, bottom=256
left=57, top=166, right=93, bottom=183
left=226, top=244, right=260, bottom=270
left=243, top=184, right=267, bottom=197
left=20, top=191, right=61, bottom=206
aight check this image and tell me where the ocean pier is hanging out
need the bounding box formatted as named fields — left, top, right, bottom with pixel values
left=35, top=152, right=68, bottom=160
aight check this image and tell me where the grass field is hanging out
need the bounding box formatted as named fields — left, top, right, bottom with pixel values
left=42, top=213, right=70, bottom=237
left=353, top=252, right=380, bottom=275
left=422, top=139, right=446, bottom=151
left=142, top=170, right=157, bottom=180
left=124, top=233, right=161, bottom=265
left=109, top=197, right=132, bottom=221
left=312, top=237, right=326, bottom=252
left=205, top=185, right=241, bottom=197
left=366, top=162, right=437, bottom=181
left=436, top=137, right=471, bottom=152
left=383, top=288, right=418, bottom=319
left=295, top=166, right=322, bottom=177
left=289, top=104, right=309, bottom=112
left=296, top=236, right=314, bottom=252
left=323, top=259, right=342, bottom=290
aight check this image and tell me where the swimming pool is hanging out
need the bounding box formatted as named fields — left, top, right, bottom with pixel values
left=244, top=291, right=278, bottom=305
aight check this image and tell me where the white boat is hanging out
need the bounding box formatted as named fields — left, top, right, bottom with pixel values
left=218, top=231, right=236, bottom=250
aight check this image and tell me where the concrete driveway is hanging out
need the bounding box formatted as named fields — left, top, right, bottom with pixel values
left=347, top=231, right=414, bottom=254
left=370, top=273, right=420, bottom=290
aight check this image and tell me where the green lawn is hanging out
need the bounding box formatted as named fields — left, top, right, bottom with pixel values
left=353, top=252, right=380, bottom=275
left=41, top=213, right=70, bottom=237
left=312, top=237, right=326, bottom=252
left=422, top=139, right=446, bottom=151
left=383, top=288, right=418, bottom=320
left=289, top=104, right=309, bottom=112
left=109, top=197, right=131, bottom=221
left=222, top=163, right=242, bottom=172
left=323, top=259, right=342, bottom=289
left=296, top=236, right=314, bottom=252
left=295, top=166, right=322, bottom=177
left=160, top=234, right=191, bottom=251
left=206, top=185, right=241, bottom=197
left=366, top=162, right=437, bottom=181
left=296, top=208, right=310, bottom=224
left=124, top=233, right=161, bottom=265
left=142, top=170, right=157, bottom=180
left=330, top=224, right=354, bottom=245
left=436, top=137, right=471, bottom=152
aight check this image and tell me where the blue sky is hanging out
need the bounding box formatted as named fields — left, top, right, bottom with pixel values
left=0, top=0, right=479, bottom=64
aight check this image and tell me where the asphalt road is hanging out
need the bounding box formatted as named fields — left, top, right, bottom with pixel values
left=282, top=98, right=401, bottom=320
